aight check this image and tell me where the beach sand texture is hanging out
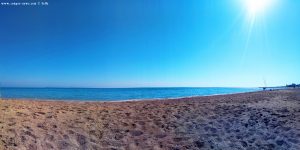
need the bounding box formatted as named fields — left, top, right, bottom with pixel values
left=0, top=89, right=300, bottom=149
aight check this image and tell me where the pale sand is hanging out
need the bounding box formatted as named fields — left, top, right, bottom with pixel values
left=0, top=89, right=300, bottom=150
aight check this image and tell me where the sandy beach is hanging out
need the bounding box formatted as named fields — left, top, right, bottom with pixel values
left=0, top=89, right=299, bottom=150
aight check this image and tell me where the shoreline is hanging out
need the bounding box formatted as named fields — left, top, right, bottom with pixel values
left=0, top=88, right=263, bottom=103
left=1, top=89, right=299, bottom=149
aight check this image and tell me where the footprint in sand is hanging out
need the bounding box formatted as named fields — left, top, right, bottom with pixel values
left=45, top=142, right=54, bottom=149
left=21, top=135, right=26, bottom=143
left=155, top=133, right=167, bottom=139
left=37, top=123, right=47, bottom=130
left=57, top=140, right=70, bottom=149
left=115, top=133, right=124, bottom=140
left=129, top=130, right=143, bottom=136
left=45, top=134, right=55, bottom=141
left=76, top=134, right=87, bottom=145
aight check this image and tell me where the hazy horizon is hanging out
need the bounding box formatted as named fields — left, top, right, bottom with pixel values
left=0, top=86, right=262, bottom=88
left=1, top=0, right=299, bottom=88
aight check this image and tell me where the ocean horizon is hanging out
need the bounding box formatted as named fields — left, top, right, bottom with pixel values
left=0, top=87, right=260, bottom=101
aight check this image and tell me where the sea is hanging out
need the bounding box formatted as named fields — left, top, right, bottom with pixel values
left=0, top=87, right=260, bottom=101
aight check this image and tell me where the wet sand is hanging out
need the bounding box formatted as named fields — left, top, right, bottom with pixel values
left=0, top=89, right=300, bottom=150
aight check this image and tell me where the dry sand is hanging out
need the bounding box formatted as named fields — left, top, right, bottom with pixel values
left=0, top=89, right=300, bottom=150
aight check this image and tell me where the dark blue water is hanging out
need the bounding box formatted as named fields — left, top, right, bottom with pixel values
left=0, top=87, right=259, bottom=101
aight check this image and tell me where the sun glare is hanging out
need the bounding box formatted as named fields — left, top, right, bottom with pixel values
left=245, top=0, right=273, bottom=15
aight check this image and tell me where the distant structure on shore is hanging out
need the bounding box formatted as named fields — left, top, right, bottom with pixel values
left=286, top=83, right=300, bottom=88
left=261, top=83, right=300, bottom=90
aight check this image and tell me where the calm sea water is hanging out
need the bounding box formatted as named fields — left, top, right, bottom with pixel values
left=0, top=87, right=259, bottom=101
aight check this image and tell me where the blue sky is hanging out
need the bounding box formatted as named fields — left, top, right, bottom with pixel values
left=0, top=0, right=299, bottom=87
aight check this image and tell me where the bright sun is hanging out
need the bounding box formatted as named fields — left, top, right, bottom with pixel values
left=245, top=0, right=273, bottom=15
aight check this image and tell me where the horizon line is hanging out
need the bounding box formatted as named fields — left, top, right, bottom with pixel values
left=0, top=86, right=261, bottom=89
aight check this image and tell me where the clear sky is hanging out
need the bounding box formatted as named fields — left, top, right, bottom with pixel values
left=0, top=0, right=299, bottom=88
